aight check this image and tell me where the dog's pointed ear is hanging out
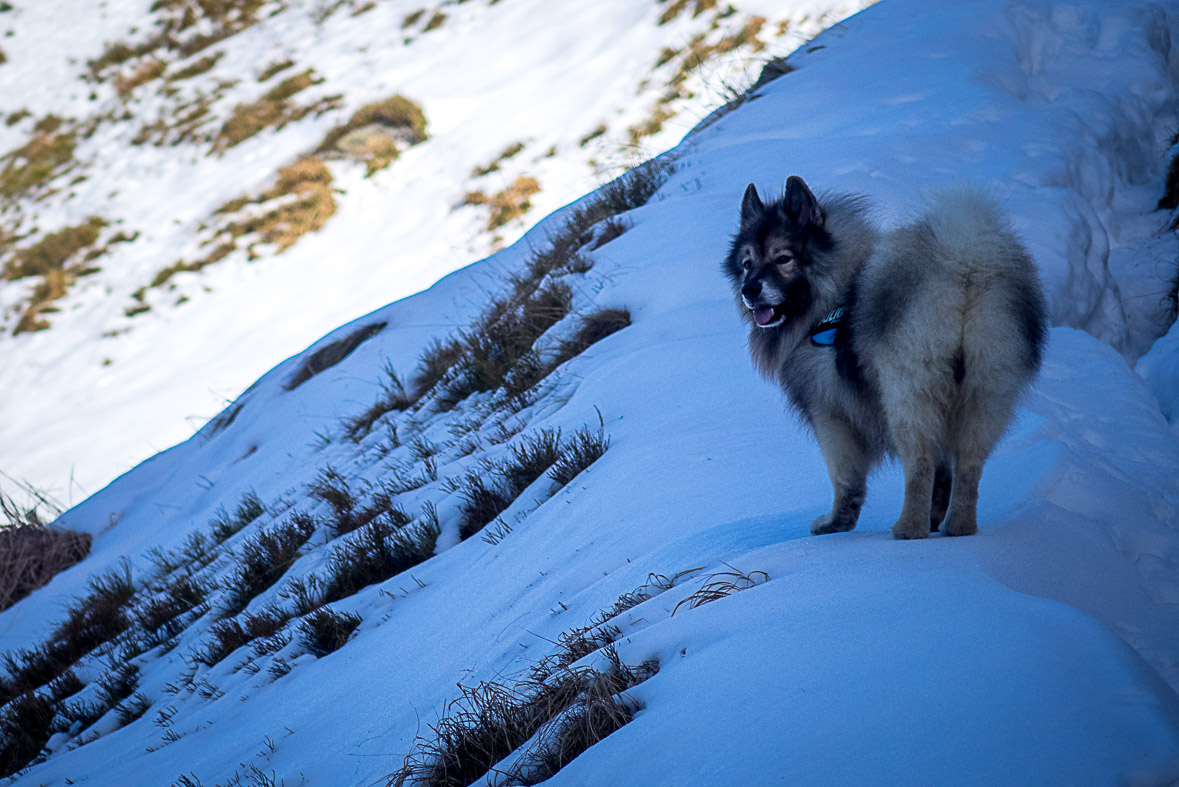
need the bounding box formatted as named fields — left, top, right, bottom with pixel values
left=783, top=175, right=824, bottom=229
left=740, top=183, right=764, bottom=230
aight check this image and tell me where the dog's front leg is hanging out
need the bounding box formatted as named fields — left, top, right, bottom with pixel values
left=810, top=417, right=870, bottom=535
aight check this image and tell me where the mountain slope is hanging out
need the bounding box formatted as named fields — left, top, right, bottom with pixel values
left=0, top=0, right=856, bottom=501
left=3, top=0, right=1179, bottom=785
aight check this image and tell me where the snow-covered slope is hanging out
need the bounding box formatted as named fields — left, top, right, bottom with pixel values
left=4, top=0, right=1179, bottom=785
left=0, top=0, right=855, bottom=502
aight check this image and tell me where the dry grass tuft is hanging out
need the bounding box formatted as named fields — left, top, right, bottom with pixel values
left=321, top=513, right=438, bottom=602
left=317, top=95, right=428, bottom=173
left=5, top=216, right=107, bottom=334
left=220, top=515, right=317, bottom=616
left=299, top=607, right=361, bottom=656
left=209, top=490, right=266, bottom=543
left=0, top=119, right=67, bottom=201
left=170, top=52, right=222, bottom=80
left=114, top=59, right=166, bottom=96
left=0, top=493, right=90, bottom=613
left=343, top=364, right=412, bottom=441
left=0, top=691, right=56, bottom=778
left=215, top=69, right=339, bottom=150
left=286, top=320, right=386, bottom=390
left=463, top=175, right=541, bottom=232
left=673, top=567, right=768, bottom=614
left=388, top=645, right=655, bottom=787
left=549, top=428, right=610, bottom=488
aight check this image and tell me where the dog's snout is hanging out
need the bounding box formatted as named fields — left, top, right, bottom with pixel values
left=742, top=279, right=762, bottom=301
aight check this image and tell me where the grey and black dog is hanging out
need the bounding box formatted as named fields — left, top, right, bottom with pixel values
left=723, top=176, right=1047, bottom=539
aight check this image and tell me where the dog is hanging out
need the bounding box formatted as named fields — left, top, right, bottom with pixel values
left=723, top=176, right=1047, bottom=539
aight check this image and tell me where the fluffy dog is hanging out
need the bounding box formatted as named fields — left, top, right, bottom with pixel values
left=723, top=176, right=1047, bottom=538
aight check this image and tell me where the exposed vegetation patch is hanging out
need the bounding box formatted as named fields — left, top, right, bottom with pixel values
left=114, top=58, right=166, bottom=97
left=88, top=0, right=266, bottom=84
left=286, top=321, right=387, bottom=390
left=215, top=69, right=341, bottom=151
left=322, top=514, right=437, bottom=603
left=299, top=607, right=361, bottom=656
left=463, top=175, right=541, bottom=232
left=343, top=364, right=413, bottom=441
left=0, top=525, right=91, bottom=614
left=0, top=563, right=136, bottom=708
left=0, top=691, right=55, bottom=779
left=390, top=619, right=656, bottom=787
left=3, top=216, right=112, bottom=334
left=0, top=491, right=91, bottom=613
left=317, top=95, right=428, bottom=176
left=149, top=158, right=338, bottom=295
left=471, top=141, right=526, bottom=177
left=257, top=58, right=295, bottom=82
left=412, top=158, right=670, bottom=407
left=458, top=428, right=608, bottom=540
left=219, top=514, right=317, bottom=616
left=632, top=12, right=767, bottom=144
left=0, top=116, right=77, bottom=202
left=170, top=52, right=223, bottom=80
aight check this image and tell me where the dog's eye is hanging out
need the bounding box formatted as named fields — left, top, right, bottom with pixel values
left=742, top=259, right=753, bottom=271
left=774, top=254, right=794, bottom=266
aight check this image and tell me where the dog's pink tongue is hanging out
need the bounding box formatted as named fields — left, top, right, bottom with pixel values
left=753, top=306, right=775, bottom=325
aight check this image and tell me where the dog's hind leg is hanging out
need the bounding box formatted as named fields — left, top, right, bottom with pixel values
left=943, top=386, right=1018, bottom=537
left=930, top=461, right=951, bottom=532
left=892, top=447, right=936, bottom=540
left=810, top=416, right=872, bottom=535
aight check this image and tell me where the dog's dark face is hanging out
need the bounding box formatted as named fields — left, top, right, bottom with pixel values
left=723, top=176, right=830, bottom=329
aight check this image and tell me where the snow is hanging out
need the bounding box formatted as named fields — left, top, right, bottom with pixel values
left=0, top=0, right=854, bottom=501
left=3, top=0, right=1179, bottom=785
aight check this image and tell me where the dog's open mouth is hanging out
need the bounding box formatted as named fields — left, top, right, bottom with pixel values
left=752, top=303, right=785, bottom=327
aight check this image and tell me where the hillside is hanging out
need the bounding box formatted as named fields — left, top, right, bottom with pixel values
left=0, top=0, right=854, bottom=502
left=4, top=0, right=1179, bottom=785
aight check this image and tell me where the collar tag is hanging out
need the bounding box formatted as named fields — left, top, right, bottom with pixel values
left=809, top=304, right=847, bottom=347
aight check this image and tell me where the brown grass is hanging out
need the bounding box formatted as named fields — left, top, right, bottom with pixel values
left=257, top=58, right=294, bottom=82
left=5, top=217, right=107, bottom=334
left=152, top=158, right=337, bottom=292
left=317, top=95, right=428, bottom=154
left=0, top=492, right=91, bottom=613
left=0, top=122, right=77, bottom=201
left=389, top=640, right=654, bottom=787
left=471, top=141, right=525, bottom=177
left=215, top=70, right=340, bottom=150
left=464, top=175, right=541, bottom=232
left=672, top=567, right=768, bottom=614
left=286, top=320, right=386, bottom=390
left=114, top=59, right=166, bottom=97
left=170, top=52, right=223, bottom=80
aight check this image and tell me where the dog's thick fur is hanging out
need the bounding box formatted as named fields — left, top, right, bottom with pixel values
left=724, top=176, right=1047, bottom=539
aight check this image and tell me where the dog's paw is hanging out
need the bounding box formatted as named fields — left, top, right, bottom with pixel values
left=811, top=513, right=856, bottom=536
left=891, top=516, right=930, bottom=540
left=941, top=513, right=978, bottom=537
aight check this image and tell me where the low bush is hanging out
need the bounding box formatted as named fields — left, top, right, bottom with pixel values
left=343, top=364, right=412, bottom=441
left=299, top=608, right=361, bottom=657
left=322, top=515, right=439, bottom=603
left=220, top=515, right=316, bottom=616
left=209, top=490, right=265, bottom=543
left=388, top=647, right=654, bottom=787
left=549, top=428, right=610, bottom=488
left=0, top=506, right=91, bottom=612
left=0, top=691, right=55, bottom=778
